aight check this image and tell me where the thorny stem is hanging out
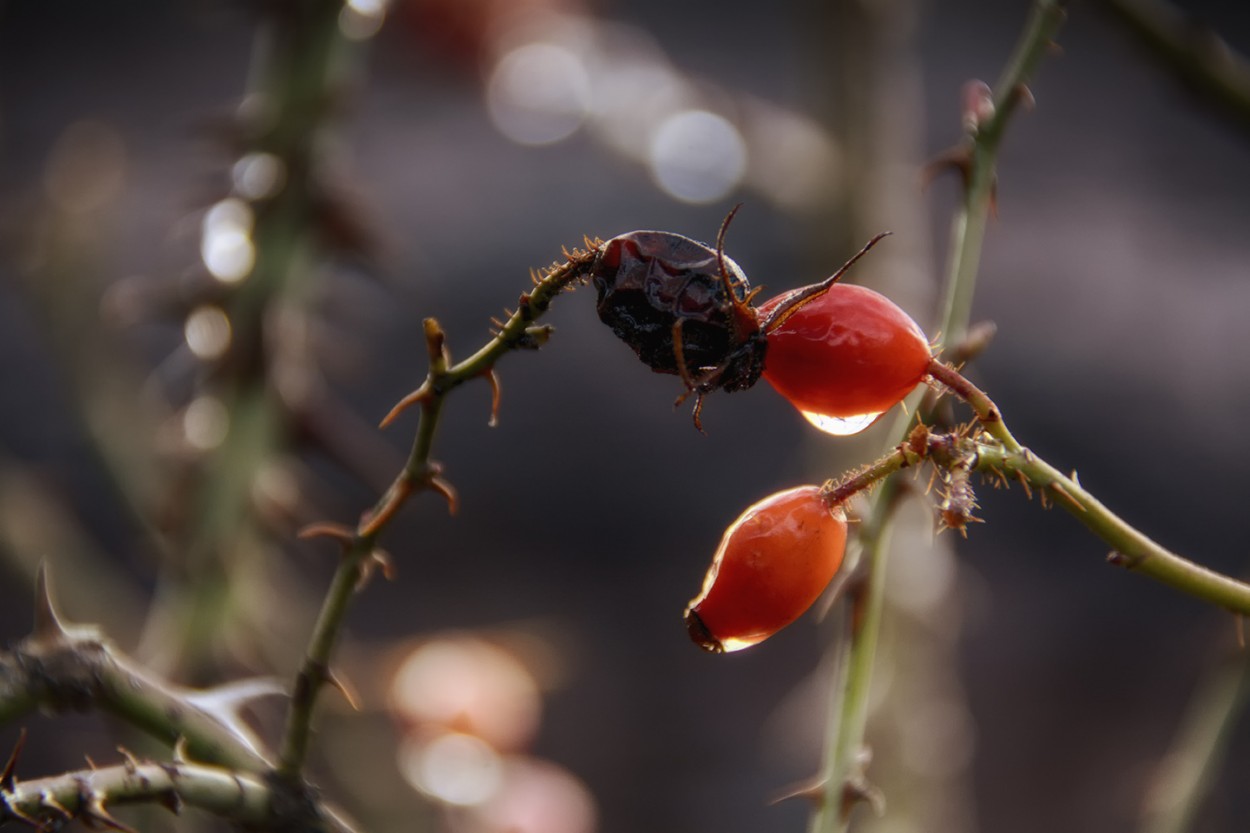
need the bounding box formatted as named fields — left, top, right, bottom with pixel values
left=277, top=245, right=600, bottom=780
left=811, top=3, right=1066, bottom=831
left=821, top=410, right=1250, bottom=615
left=141, top=0, right=353, bottom=676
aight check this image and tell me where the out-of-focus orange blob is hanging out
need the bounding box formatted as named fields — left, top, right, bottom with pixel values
left=685, top=485, right=847, bottom=653
left=389, top=635, right=542, bottom=752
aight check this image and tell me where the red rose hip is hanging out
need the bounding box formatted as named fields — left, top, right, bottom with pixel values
left=686, top=485, right=848, bottom=653
left=758, top=283, right=931, bottom=435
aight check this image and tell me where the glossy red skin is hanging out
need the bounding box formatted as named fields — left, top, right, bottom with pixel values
left=758, top=284, right=931, bottom=419
left=686, top=485, right=847, bottom=653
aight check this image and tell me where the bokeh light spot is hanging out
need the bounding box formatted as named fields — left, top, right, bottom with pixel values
left=487, top=43, right=590, bottom=146
left=183, top=396, right=229, bottom=451
left=201, top=198, right=255, bottom=283
left=390, top=636, right=541, bottom=752
left=475, top=759, right=597, bottom=833
left=184, top=305, right=232, bottom=361
left=648, top=110, right=746, bottom=204
left=231, top=152, right=285, bottom=201
left=398, top=732, right=503, bottom=807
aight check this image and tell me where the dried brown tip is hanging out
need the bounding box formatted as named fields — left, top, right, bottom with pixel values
left=684, top=608, right=723, bottom=653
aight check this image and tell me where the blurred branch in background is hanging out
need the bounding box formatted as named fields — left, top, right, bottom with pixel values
left=1140, top=645, right=1250, bottom=833
left=136, top=0, right=379, bottom=681
left=1097, top=0, right=1250, bottom=139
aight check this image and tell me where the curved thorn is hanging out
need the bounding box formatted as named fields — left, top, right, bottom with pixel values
left=379, top=383, right=432, bottom=429
left=358, top=479, right=413, bottom=538
left=326, top=670, right=361, bottom=712
left=85, top=794, right=137, bottom=833
left=368, top=549, right=396, bottom=582
left=116, top=747, right=140, bottom=774
left=39, top=792, right=72, bottom=823
left=484, top=369, right=502, bottom=428
left=429, top=475, right=459, bottom=516
left=33, top=562, right=67, bottom=642
left=297, top=522, right=356, bottom=545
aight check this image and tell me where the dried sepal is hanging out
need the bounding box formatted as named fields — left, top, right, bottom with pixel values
left=937, top=462, right=982, bottom=537
left=1, top=729, right=26, bottom=791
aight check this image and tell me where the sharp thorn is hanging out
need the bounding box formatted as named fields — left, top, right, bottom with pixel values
left=768, top=776, right=825, bottom=806
left=116, top=747, right=140, bottom=774
left=32, top=562, right=72, bottom=643
left=429, top=475, right=459, bottom=516
left=85, top=794, right=138, bottom=833
left=369, top=549, right=396, bottom=582
left=379, top=384, right=431, bottom=429
left=39, top=792, right=72, bottom=822
left=297, top=522, right=356, bottom=546
left=484, top=369, right=502, bottom=427
left=326, top=670, right=362, bottom=712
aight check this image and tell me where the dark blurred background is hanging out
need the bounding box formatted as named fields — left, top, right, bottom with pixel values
left=2, top=1, right=1250, bottom=833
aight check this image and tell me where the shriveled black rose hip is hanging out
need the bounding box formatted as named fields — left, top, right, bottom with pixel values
left=590, top=230, right=765, bottom=395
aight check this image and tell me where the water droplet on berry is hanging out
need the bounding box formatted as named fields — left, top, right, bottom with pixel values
left=798, top=409, right=881, bottom=436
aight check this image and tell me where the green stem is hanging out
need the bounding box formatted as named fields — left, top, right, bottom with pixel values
left=811, top=5, right=1066, bottom=830
left=971, top=443, right=1250, bottom=614
left=822, top=410, right=1250, bottom=616
left=939, top=0, right=1068, bottom=344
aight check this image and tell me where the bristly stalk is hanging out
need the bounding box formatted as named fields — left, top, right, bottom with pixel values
left=276, top=245, right=600, bottom=781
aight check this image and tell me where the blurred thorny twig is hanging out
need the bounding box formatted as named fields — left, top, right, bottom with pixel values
left=140, top=0, right=364, bottom=678
left=1097, top=0, right=1250, bottom=139
left=282, top=244, right=602, bottom=781
left=3, top=0, right=380, bottom=829
left=0, top=566, right=356, bottom=832
left=810, top=2, right=1068, bottom=831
